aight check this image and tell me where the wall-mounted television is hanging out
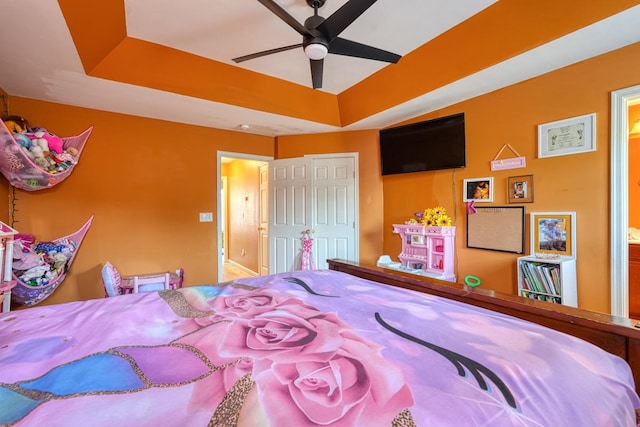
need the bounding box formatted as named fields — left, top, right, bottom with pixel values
left=379, top=113, right=466, bottom=176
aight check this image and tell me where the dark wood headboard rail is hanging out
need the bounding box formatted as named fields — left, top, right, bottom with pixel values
left=328, top=259, right=640, bottom=391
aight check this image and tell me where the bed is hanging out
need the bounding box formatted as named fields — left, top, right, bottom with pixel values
left=1, top=260, right=639, bottom=426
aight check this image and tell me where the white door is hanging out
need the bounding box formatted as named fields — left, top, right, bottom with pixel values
left=258, top=163, right=269, bottom=276
left=269, top=157, right=313, bottom=274
left=311, top=156, right=357, bottom=269
left=269, top=154, right=357, bottom=273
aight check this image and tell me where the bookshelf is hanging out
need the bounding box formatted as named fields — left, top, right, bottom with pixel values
left=517, top=256, right=577, bottom=307
left=392, top=224, right=456, bottom=282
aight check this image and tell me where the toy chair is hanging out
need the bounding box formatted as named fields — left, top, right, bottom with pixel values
left=102, top=262, right=184, bottom=297
left=133, top=272, right=171, bottom=293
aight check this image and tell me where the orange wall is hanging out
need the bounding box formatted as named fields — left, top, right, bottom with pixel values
left=6, top=41, right=640, bottom=314
left=5, top=98, right=273, bottom=306
left=630, top=104, right=640, bottom=226
left=275, top=130, right=384, bottom=265
left=227, top=159, right=261, bottom=272
left=278, top=42, right=640, bottom=314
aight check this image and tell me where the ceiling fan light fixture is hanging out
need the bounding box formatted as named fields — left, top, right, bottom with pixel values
left=304, top=43, right=328, bottom=60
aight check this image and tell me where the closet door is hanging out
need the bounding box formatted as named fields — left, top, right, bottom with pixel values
left=269, top=157, right=313, bottom=274
left=311, top=156, right=357, bottom=269
left=268, top=154, right=358, bottom=273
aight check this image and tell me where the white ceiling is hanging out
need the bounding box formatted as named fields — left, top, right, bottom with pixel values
left=1, top=1, right=639, bottom=136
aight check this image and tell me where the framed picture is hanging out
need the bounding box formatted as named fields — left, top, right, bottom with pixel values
left=410, top=235, right=425, bottom=245
left=530, top=212, right=576, bottom=258
left=538, top=113, right=596, bottom=158
left=507, top=175, right=534, bottom=203
left=463, top=177, right=493, bottom=202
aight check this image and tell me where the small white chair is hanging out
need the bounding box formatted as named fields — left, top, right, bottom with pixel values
left=133, top=272, right=171, bottom=293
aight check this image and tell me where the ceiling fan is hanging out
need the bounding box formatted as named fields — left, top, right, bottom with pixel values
left=232, top=0, right=401, bottom=89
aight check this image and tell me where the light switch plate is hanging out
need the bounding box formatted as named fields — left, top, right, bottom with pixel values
left=199, top=212, right=213, bottom=222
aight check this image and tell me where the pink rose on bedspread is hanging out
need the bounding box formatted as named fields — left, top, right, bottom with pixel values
left=251, top=335, right=414, bottom=426
left=218, top=303, right=350, bottom=363
left=212, top=289, right=309, bottom=318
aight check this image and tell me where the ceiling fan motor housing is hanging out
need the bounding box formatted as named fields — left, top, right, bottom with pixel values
left=303, top=14, right=329, bottom=59
left=306, top=0, right=327, bottom=9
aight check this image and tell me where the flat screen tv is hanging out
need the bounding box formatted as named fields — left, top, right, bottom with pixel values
left=379, top=113, right=466, bottom=175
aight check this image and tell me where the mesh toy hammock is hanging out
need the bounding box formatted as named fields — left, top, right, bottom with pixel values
left=11, top=215, right=94, bottom=306
left=0, top=119, right=93, bottom=191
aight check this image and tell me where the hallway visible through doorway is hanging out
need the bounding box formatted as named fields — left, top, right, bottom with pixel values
left=223, top=261, right=257, bottom=281
left=217, top=150, right=272, bottom=283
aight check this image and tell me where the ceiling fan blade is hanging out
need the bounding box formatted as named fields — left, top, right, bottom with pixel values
left=257, top=0, right=314, bottom=37
left=329, top=37, right=401, bottom=63
left=310, top=59, right=324, bottom=89
left=316, top=0, right=378, bottom=41
left=232, top=44, right=302, bottom=63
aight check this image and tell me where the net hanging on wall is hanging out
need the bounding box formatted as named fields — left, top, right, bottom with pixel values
left=0, top=119, right=93, bottom=191
left=11, top=215, right=94, bottom=306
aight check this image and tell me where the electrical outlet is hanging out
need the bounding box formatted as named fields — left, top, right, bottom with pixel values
left=199, top=212, right=213, bottom=222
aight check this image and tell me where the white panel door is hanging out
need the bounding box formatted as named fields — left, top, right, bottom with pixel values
left=311, top=156, right=357, bottom=269
left=269, top=157, right=312, bottom=274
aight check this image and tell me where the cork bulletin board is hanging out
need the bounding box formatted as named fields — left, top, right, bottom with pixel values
left=466, top=206, right=525, bottom=253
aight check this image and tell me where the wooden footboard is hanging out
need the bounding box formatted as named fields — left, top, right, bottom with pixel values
left=328, top=259, right=640, bottom=391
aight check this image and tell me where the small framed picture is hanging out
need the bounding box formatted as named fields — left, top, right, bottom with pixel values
left=538, top=113, right=596, bottom=158
left=530, top=212, right=576, bottom=258
left=507, top=175, right=534, bottom=203
left=410, top=235, right=425, bottom=245
left=463, top=177, right=493, bottom=202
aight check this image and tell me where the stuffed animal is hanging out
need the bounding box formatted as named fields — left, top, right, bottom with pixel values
left=38, top=131, right=64, bottom=154
left=12, top=241, right=43, bottom=271
left=14, top=133, right=32, bottom=151
left=47, top=252, right=69, bottom=271
left=24, top=131, right=64, bottom=171
left=19, top=265, right=49, bottom=283
left=15, top=233, right=36, bottom=247
left=28, top=145, right=49, bottom=169
left=2, top=115, right=28, bottom=134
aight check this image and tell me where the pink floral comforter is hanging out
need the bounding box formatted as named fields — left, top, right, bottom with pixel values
left=1, top=270, right=639, bottom=426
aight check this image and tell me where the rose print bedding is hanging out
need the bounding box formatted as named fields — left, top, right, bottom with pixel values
left=1, top=269, right=639, bottom=426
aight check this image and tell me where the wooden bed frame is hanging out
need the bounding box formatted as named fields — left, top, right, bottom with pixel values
left=328, top=259, right=640, bottom=391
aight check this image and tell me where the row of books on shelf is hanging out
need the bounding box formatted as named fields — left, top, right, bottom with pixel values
left=521, top=290, right=562, bottom=304
left=520, top=261, right=561, bottom=296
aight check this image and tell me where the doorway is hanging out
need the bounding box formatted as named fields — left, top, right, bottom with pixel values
left=217, top=151, right=273, bottom=282
left=610, top=84, right=640, bottom=317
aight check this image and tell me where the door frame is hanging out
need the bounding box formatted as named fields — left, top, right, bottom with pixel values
left=217, top=151, right=272, bottom=283
left=610, top=84, right=640, bottom=317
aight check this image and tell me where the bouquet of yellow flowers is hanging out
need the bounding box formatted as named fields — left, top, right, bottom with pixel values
left=407, top=206, right=452, bottom=227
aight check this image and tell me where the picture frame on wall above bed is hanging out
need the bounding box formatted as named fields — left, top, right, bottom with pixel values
left=538, top=113, right=596, bottom=158
left=507, top=175, right=534, bottom=203
left=463, top=177, right=493, bottom=202
left=530, top=211, right=576, bottom=258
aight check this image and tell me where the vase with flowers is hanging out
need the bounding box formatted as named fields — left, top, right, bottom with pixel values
left=406, top=206, right=453, bottom=227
